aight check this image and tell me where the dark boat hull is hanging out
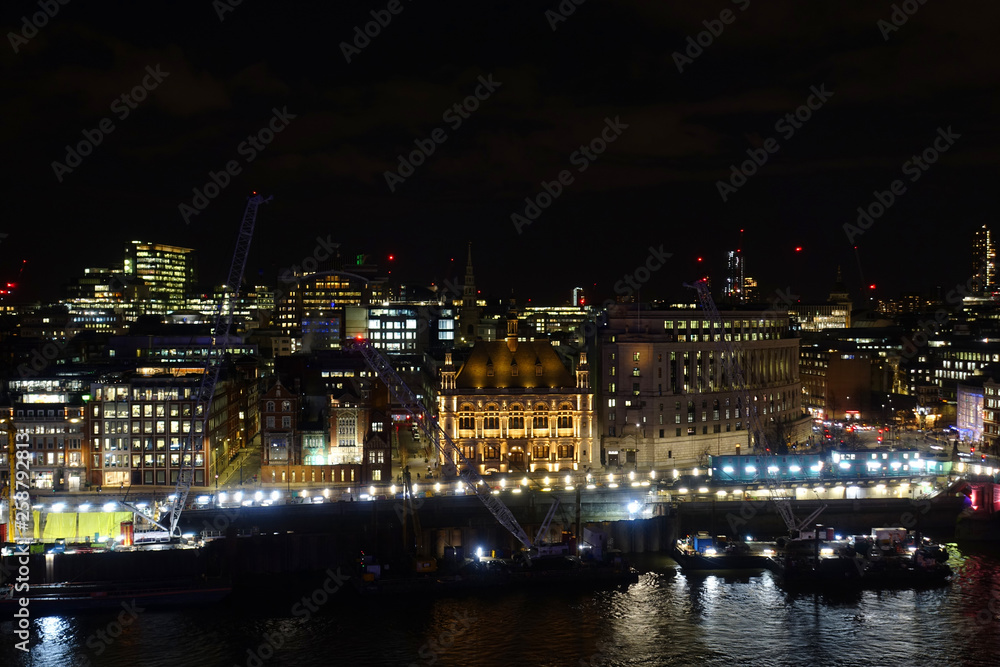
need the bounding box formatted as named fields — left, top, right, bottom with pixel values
left=766, top=555, right=864, bottom=585
left=672, top=546, right=768, bottom=571
left=767, top=556, right=951, bottom=589
left=1, top=581, right=232, bottom=616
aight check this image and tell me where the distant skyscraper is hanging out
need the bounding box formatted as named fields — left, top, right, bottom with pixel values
left=125, top=241, right=197, bottom=313
left=972, top=225, right=995, bottom=296
left=275, top=251, right=388, bottom=350
left=724, top=250, right=744, bottom=304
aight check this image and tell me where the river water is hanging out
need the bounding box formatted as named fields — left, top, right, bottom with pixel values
left=4, top=544, right=1000, bottom=667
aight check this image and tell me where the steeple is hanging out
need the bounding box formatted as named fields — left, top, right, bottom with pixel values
left=463, top=241, right=475, bottom=303
left=828, top=266, right=850, bottom=303
left=458, top=242, right=480, bottom=346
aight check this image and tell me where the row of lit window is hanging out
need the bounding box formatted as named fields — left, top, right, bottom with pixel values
left=94, top=403, right=200, bottom=418
left=460, top=445, right=575, bottom=459
left=93, top=421, right=203, bottom=435
left=458, top=416, right=574, bottom=430
left=93, top=387, right=194, bottom=401
left=100, top=453, right=204, bottom=468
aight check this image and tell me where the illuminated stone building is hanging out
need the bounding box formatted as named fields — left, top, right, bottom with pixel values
left=437, top=311, right=594, bottom=475
left=84, top=364, right=261, bottom=489
left=3, top=378, right=87, bottom=491
left=259, top=357, right=392, bottom=486
left=597, top=304, right=809, bottom=470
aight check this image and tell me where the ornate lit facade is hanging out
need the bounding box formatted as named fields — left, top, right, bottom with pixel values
left=437, top=313, right=594, bottom=474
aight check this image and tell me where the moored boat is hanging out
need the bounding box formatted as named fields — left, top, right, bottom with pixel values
left=766, top=526, right=952, bottom=589
left=673, top=532, right=770, bottom=570
left=1, top=578, right=232, bottom=616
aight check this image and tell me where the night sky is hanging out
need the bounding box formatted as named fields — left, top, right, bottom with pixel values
left=3, top=1, right=997, bottom=307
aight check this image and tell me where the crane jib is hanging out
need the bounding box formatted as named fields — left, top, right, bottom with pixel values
left=684, top=279, right=826, bottom=534
left=122, top=194, right=270, bottom=538
left=349, top=339, right=534, bottom=549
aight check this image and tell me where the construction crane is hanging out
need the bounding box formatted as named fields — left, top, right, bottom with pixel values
left=346, top=338, right=536, bottom=550
left=684, top=278, right=824, bottom=535
left=123, top=193, right=271, bottom=537
left=400, top=466, right=436, bottom=572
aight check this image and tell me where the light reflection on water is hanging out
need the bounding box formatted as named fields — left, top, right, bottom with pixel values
left=3, top=546, right=999, bottom=667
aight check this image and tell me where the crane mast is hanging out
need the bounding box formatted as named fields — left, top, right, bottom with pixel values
left=684, top=279, right=824, bottom=534
left=123, top=194, right=270, bottom=537
left=347, top=339, right=534, bottom=549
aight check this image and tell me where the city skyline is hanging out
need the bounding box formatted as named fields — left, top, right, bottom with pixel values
left=4, top=2, right=998, bottom=305
left=8, top=226, right=997, bottom=312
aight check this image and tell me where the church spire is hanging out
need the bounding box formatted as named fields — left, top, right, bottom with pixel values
left=458, top=242, right=480, bottom=346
